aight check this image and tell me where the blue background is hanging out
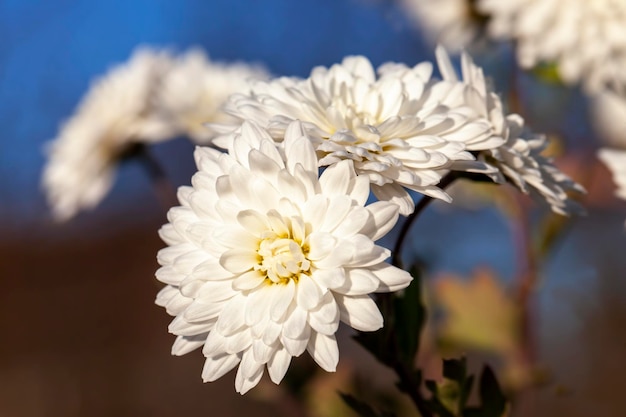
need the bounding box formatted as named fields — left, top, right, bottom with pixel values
left=0, top=0, right=431, bottom=227
left=0, top=0, right=608, bottom=285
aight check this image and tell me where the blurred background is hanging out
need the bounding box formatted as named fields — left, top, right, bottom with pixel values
left=1, top=0, right=625, bottom=416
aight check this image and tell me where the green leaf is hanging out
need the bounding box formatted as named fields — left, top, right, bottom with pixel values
left=477, top=366, right=507, bottom=417
left=338, top=392, right=396, bottom=417
left=442, top=357, right=467, bottom=382
left=393, top=267, right=426, bottom=367
left=353, top=267, right=426, bottom=369
left=394, top=368, right=422, bottom=397
left=530, top=62, right=562, bottom=85
left=425, top=398, right=457, bottom=417
left=463, top=366, right=508, bottom=417
left=352, top=321, right=394, bottom=366
left=442, top=358, right=474, bottom=410
left=425, top=358, right=474, bottom=416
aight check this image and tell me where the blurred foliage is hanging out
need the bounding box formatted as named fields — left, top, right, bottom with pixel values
left=425, top=358, right=508, bottom=417
left=530, top=62, right=563, bottom=86
left=347, top=266, right=511, bottom=417
left=339, top=393, right=396, bottom=417
left=354, top=267, right=425, bottom=371
left=435, top=269, right=520, bottom=354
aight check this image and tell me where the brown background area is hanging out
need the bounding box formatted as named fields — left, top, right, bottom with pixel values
left=2, top=169, right=626, bottom=417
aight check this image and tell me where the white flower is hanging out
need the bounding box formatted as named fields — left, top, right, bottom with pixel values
left=477, top=0, right=626, bottom=94
left=211, top=55, right=497, bottom=215
left=399, top=0, right=480, bottom=51
left=598, top=148, right=626, bottom=201
left=590, top=90, right=626, bottom=148
left=42, top=48, right=175, bottom=220
left=433, top=47, right=584, bottom=215
left=155, top=49, right=269, bottom=143
left=155, top=121, right=412, bottom=394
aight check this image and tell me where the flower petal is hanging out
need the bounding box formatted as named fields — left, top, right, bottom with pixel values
left=334, top=268, right=380, bottom=295
left=296, top=273, right=323, bottom=310
left=268, top=347, right=292, bottom=384
left=334, top=294, right=383, bottom=331
left=371, top=262, right=413, bottom=292
left=172, top=334, right=207, bottom=356
left=202, top=353, right=241, bottom=382
left=220, top=249, right=257, bottom=273
left=360, top=201, right=399, bottom=241
left=307, top=332, right=338, bottom=372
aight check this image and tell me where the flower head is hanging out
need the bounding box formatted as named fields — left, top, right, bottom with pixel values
left=400, top=0, right=481, bottom=51
left=477, top=0, right=626, bottom=94
left=42, top=48, right=174, bottom=220
left=598, top=148, right=626, bottom=201
left=155, top=121, right=412, bottom=394
left=433, top=47, right=584, bottom=215
left=211, top=55, right=496, bottom=215
left=155, top=49, right=269, bottom=143
left=591, top=90, right=626, bottom=149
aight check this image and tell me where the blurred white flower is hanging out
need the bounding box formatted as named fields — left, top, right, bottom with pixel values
left=434, top=47, right=584, bottom=215
left=590, top=90, right=626, bottom=148
left=156, top=49, right=269, bottom=143
left=42, top=48, right=175, bottom=221
left=211, top=55, right=496, bottom=215
left=155, top=121, right=411, bottom=394
left=477, top=0, right=626, bottom=94
left=399, top=0, right=479, bottom=51
left=598, top=148, right=626, bottom=201
left=42, top=46, right=268, bottom=221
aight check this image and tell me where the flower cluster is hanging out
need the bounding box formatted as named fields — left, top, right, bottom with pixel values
left=598, top=148, right=626, bottom=219
left=477, top=0, right=626, bottom=94
left=156, top=121, right=412, bottom=393
left=211, top=55, right=494, bottom=215
left=153, top=48, right=585, bottom=394
left=42, top=47, right=268, bottom=220
left=155, top=49, right=269, bottom=143
left=210, top=49, right=581, bottom=215
left=431, top=47, right=585, bottom=215
left=399, top=0, right=480, bottom=52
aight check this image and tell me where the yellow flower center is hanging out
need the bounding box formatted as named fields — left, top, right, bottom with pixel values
left=256, top=236, right=311, bottom=285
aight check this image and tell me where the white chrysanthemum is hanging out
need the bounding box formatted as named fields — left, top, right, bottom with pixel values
left=598, top=148, right=626, bottom=201
left=211, top=55, right=498, bottom=215
left=399, top=0, right=480, bottom=51
left=42, top=48, right=175, bottom=220
left=431, top=47, right=584, bottom=215
left=477, top=0, right=626, bottom=94
left=590, top=91, right=626, bottom=148
left=155, top=49, right=269, bottom=143
left=155, top=121, right=412, bottom=394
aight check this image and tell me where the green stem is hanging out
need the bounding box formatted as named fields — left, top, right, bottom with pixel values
left=384, top=174, right=459, bottom=417
left=124, top=143, right=178, bottom=210
left=392, top=173, right=458, bottom=268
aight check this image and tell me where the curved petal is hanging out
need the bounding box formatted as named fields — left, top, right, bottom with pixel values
left=268, top=347, right=292, bottom=384
left=307, top=332, right=338, bottom=372
left=334, top=294, right=383, bottom=331
left=202, top=353, right=241, bottom=382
